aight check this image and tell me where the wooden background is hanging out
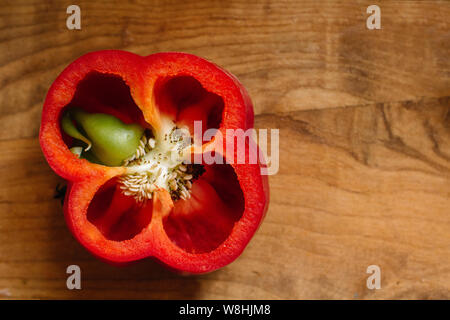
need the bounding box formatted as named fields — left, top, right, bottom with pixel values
left=0, top=0, right=449, bottom=299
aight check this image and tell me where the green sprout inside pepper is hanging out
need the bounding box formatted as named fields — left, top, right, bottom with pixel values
left=61, top=108, right=144, bottom=166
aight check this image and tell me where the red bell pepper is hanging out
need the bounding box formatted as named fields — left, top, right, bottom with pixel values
left=40, top=50, right=269, bottom=273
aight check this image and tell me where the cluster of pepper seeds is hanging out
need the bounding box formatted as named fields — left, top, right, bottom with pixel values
left=122, top=134, right=156, bottom=166
left=168, top=163, right=205, bottom=201
left=118, top=129, right=204, bottom=202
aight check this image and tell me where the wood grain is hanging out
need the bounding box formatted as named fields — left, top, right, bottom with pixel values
left=0, top=0, right=449, bottom=299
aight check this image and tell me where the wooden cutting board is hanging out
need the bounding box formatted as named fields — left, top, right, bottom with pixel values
left=0, top=0, right=448, bottom=299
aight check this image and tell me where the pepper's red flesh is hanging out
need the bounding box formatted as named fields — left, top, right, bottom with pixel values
left=40, top=50, right=269, bottom=273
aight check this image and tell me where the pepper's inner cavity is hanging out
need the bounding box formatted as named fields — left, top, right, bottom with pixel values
left=61, top=72, right=148, bottom=166
left=119, top=117, right=203, bottom=202
left=154, top=75, right=225, bottom=135
left=163, top=159, right=245, bottom=253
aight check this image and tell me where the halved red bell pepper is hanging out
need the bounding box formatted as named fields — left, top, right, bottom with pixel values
left=40, top=50, right=269, bottom=273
